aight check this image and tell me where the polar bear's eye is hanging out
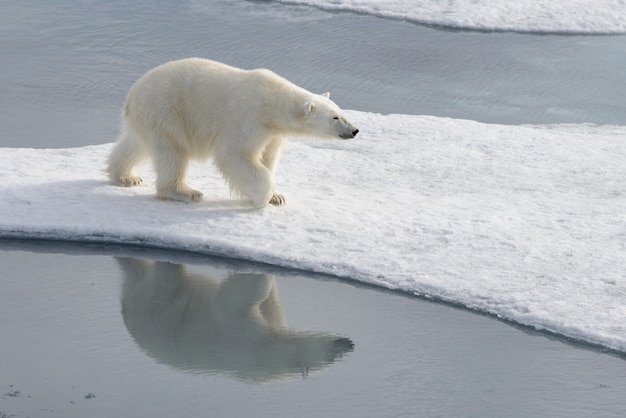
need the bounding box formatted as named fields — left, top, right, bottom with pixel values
left=333, top=116, right=339, bottom=120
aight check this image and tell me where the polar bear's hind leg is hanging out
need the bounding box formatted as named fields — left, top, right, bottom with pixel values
left=107, top=128, right=147, bottom=187
left=152, top=148, right=203, bottom=203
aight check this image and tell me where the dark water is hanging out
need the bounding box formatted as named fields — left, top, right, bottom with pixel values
left=1, top=240, right=625, bottom=418
left=1, top=1, right=626, bottom=417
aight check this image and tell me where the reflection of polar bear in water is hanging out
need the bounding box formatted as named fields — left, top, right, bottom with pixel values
left=117, top=258, right=354, bottom=382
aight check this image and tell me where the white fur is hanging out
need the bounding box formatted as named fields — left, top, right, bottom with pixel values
left=107, top=58, right=359, bottom=207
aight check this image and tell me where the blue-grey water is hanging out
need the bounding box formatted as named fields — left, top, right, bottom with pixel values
left=1, top=240, right=625, bottom=418
left=1, top=1, right=626, bottom=417
left=1, top=0, right=626, bottom=149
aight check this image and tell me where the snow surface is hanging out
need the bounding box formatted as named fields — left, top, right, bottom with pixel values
left=275, top=0, right=626, bottom=34
left=1, top=111, right=625, bottom=353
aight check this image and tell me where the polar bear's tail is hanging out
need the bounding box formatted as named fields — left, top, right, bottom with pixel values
left=107, top=123, right=148, bottom=187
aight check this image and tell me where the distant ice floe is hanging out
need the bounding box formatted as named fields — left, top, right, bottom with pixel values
left=275, top=0, right=626, bottom=33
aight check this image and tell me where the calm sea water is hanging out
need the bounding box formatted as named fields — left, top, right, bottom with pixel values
left=1, top=240, right=625, bottom=418
left=1, top=1, right=625, bottom=417
left=1, top=0, right=626, bottom=149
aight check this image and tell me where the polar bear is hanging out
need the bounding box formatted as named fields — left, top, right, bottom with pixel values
left=107, top=58, right=359, bottom=207
left=117, top=257, right=354, bottom=381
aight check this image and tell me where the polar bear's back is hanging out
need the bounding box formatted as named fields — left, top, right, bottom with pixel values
left=130, top=57, right=247, bottom=97
left=123, top=58, right=298, bottom=158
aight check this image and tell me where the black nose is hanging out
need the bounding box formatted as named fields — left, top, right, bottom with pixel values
left=352, top=129, right=359, bottom=137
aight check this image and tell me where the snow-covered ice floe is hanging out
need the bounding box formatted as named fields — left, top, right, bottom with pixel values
left=276, top=0, right=626, bottom=34
left=1, top=111, right=625, bottom=353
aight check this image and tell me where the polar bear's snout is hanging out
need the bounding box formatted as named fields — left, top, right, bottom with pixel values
left=339, top=129, right=359, bottom=139
left=338, top=122, right=360, bottom=139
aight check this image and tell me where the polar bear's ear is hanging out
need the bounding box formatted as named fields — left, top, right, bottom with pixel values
left=304, top=102, right=315, bottom=115
left=321, top=92, right=330, bottom=98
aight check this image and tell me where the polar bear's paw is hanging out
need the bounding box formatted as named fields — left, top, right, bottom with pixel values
left=269, top=194, right=286, bottom=206
left=117, top=176, right=143, bottom=187
left=157, top=188, right=204, bottom=203
left=186, top=189, right=204, bottom=202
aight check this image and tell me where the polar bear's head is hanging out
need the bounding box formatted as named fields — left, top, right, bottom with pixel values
left=301, top=92, right=359, bottom=139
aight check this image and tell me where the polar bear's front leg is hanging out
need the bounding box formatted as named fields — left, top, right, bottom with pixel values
left=262, top=137, right=286, bottom=207
left=216, top=150, right=277, bottom=208
left=261, top=136, right=285, bottom=175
